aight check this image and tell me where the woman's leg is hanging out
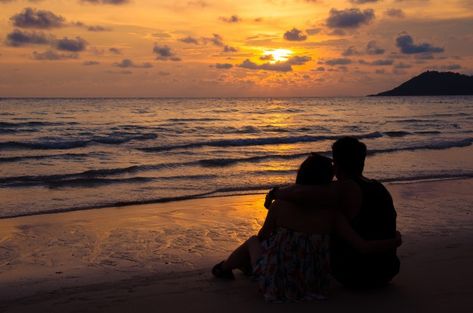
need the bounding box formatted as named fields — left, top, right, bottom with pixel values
left=246, top=236, right=263, bottom=269
left=213, top=236, right=260, bottom=279
left=221, top=237, right=254, bottom=272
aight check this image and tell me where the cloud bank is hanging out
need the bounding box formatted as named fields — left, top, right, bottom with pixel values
left=327, top=8, right=375, bottom=29
left=6, top=29, right=50, bottom=46
left=55, top=37, right=87, bottom=52
left=153, top=44, right=181, bottom=61
left=32, top=50, right=78, bottom=60
left=10, top=8, right=65, bottom=29
left=114, top=59, right=152, bottom=68
left=283, top=28, right=307, bottom=41
left=80, top=0, right=129, bottom=5
left=396, top=33, right=444, bottom=54
left=239, top=55, right=311, bottom=72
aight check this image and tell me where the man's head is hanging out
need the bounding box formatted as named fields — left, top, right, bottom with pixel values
left=332, top=137, right=367, bottom=178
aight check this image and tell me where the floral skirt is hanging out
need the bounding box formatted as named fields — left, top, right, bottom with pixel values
left=253, top=228, right=331, bottom=302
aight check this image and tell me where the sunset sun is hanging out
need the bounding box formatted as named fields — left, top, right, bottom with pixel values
left=263, top=49, right=293, bottom=63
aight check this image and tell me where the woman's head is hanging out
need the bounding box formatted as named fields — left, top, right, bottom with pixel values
left=295, top=153, right=334, bottom=185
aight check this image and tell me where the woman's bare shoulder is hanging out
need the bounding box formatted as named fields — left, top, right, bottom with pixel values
left=270, top=199, right=335, bottom=233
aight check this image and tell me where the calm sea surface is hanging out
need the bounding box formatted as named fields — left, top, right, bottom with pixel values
left=1, top=97, right=472, bottom=218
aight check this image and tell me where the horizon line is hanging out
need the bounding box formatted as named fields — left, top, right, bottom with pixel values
left=0, top=96, right=367, bottom=100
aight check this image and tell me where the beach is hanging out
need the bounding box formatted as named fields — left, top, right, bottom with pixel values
left=1, top=178, right=473, bottom=312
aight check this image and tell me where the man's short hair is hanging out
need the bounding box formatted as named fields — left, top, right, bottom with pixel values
left=332, top=137, right=367, bottom=177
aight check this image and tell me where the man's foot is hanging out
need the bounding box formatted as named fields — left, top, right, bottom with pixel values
left=211, top=261, right=235, bottom=280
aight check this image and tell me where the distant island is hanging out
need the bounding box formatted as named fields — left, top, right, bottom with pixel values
left=372, top=71, right=473, bottom=96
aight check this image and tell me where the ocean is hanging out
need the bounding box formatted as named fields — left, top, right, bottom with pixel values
left=1, top=97, right=472, bottom=218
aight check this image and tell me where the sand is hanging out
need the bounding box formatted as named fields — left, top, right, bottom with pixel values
left=1, top=179, right=473, bottom=312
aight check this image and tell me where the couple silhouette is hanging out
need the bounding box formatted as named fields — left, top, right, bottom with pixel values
left=212, top=137, right=401, bottom=302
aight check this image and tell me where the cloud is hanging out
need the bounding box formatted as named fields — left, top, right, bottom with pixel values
left=80, top=0, right=129, bottom=4
left=384, top=8, right=405, bottom=18
left=106, top=70, right=133, bottom=75
left=85, top=25, right=110, bottom=32
left=396, top=33, right=444, bottom=54
left=324, top=58, right=352, bottom=65
left=152, top=32, right=171, bottom=38
left=245, top=33, right=279, bottom=45
left=326, top=8, right=375, bottom=29
left=179, top=36, right=199, bottom=44
left=238, top=55, right=310, bottom=72
left=342, top=46, right=361, bottom=56
left=373, top=59, right=393, bottom=66
left=219, top=15, right=241, bottom=23
left=283, top=28, right=307, bottom=41
left=314, top=66, right=325, bottom=72
left=394, top=62, right=412, bottom=69
left=287, top=55, right=311, bottom=65
left=215, top=63, right=233, bottom=69
left=109, top=47, right=121, bottom=54
left=203, top=34, right=235, bottom=52
left=260, top=54, right=273, bottom=61
left=83, top=60, right=100, bottom=66
left=55, top=37, right=87, bottom=52
left=359, top=59, right=394, bottom=66
left=206, top=34, right=224, bottom=46
left=32, top=50, right=78, bottom=60
left=415, top=53, right=435, bottom=60
left=10, top=7, right=65, bottom=29
left=5, top=29, right=50, bottom=46
left=7, top=22, right=91, bottom=55
left=330, top=65, right=348, bottom=72
left=187, top=0, right=208, bottom=7
left=223, top=45, right=237, bottom=52
left=349, top=0, right=379, bottom=3
left=153, top=44, right=181, bottom=61
left=306, top=28, right=322, bottom=35
left=366, top=40, right=385, bottom=55
left=433, top=64, right=462, bottom=71
left=73, top=21, right=111, bottom=32
left=239, top=59, right=292, bottom=72
left=327, top=29, right=347, bottom=36
left=114, top=58, right=152, bottom=68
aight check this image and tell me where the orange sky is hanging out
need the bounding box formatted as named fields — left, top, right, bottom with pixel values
left=0, top=0, right=472, bottom=97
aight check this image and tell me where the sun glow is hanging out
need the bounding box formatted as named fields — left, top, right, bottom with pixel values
left=262, top=49, right=293, bottom=63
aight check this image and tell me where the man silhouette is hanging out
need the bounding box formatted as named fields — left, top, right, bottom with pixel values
left=269, top=137, right=400, bottom=287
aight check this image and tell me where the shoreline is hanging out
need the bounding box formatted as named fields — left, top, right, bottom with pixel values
left=1, top=178, right=473, bottom=311
left=2, top=175, right=473, bottom=220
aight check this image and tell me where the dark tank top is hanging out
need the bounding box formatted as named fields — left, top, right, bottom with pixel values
left=330, top=177, right=400, bottom=286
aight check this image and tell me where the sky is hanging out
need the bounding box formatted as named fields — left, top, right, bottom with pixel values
left=0, top=0, right=472, bottom=97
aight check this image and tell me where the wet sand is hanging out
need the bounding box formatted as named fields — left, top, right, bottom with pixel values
left=1, top=179, right=473, bottom=312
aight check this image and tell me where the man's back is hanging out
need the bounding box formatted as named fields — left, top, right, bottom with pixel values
left=331, top=177, right=400, bottom=287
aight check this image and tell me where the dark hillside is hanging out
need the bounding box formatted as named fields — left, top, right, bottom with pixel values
left=373, top=71, right=473, bottom=96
